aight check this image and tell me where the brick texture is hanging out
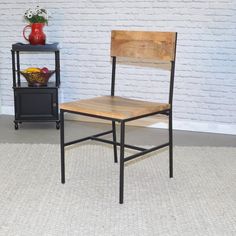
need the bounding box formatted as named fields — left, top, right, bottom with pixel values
left=0, top=0, right=235, bottom=132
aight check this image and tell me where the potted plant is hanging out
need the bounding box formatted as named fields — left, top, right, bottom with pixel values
left=23, top=6, right=49, bottom=45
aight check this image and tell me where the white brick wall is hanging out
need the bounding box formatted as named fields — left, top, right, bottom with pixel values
left=0, top=0, right=236, bottom=134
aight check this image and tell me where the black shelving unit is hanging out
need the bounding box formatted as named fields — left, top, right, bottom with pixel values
left=11, top=43, right=60, bottom=130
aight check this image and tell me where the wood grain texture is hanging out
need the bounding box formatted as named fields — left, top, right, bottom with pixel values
left=60, top=96, right=170, bottom=120
left=111, top=30, right=177, bottom=61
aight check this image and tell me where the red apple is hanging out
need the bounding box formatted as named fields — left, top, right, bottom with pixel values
left=41, top=67, right=49, bottom=73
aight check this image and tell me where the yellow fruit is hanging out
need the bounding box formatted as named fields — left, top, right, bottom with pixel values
left=24, top=67, right=41, bottom=73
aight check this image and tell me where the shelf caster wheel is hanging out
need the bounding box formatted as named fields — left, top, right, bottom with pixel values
left=14, top=122, right=19, bottom=130
left=56, top=121, right=60, bottom=130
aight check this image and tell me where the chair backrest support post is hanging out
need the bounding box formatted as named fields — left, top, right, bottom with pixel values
left=169, top=60, right=176, bottom=107
left=111, top=56, right=116, bottom=96
left=169, top=33, right=177, bottom=107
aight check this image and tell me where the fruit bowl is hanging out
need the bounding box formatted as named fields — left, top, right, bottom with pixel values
left=20, top=70, right=55, bottom=86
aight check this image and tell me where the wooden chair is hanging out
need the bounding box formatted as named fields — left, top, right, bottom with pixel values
left=60, top=30, right=177, bottom=204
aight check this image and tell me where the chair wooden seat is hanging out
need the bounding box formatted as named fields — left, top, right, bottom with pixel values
left=60, top=96, right=170, bottom=120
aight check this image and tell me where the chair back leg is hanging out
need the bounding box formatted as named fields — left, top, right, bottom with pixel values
left=112, top=121, right=118, bottom=163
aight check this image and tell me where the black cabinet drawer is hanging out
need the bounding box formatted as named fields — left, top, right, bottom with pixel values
left=14, top=88, right=58, bottom=121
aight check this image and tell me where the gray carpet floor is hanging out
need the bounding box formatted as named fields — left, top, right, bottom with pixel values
left=0, top=115, right=236, bottom=147
left=0, top=143, right=235, bottom=236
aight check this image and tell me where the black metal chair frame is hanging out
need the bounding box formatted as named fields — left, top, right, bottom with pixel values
left=60, top=33, right=177, bottom=204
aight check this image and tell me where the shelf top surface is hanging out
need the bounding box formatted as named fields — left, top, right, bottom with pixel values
left=14, top=82, right=59, bottom=88
left=12, top=43, right=59, bottom=52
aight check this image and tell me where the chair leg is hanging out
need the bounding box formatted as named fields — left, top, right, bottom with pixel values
left=60, top=110, right=65, bottom=184
left=169, top=110, right=173, bottom=178
left=119, top=121, right=125, bottom=204
left=112, top=121, right=118, bottom=163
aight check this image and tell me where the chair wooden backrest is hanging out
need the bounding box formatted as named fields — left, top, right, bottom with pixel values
left=110, top=30, right=177, bottom=105
left=111, top=30, right=177, bottom=61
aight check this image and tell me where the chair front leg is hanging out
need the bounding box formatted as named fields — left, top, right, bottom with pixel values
left=60, top=110, right=65, bottom=183
left=169, top=110, right=173, bottom=178
left=112, top=120, right=118, bottom=163
left=119, top=121, right=125, bottom=204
